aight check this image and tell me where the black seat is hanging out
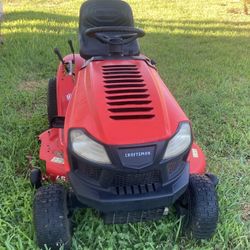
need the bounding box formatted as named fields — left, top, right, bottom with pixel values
left=79, top=0, right=140, bottom=59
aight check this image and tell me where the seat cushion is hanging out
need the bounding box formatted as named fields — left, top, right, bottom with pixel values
left=79, top=0, right=140, bottom=58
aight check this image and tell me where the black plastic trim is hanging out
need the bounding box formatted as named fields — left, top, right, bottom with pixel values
left=67, top=122, right=192, bottom=212
left=68, top=122, right=192, bottom=167
left=81, top=55, right=157, bottom=70
left=50, top=116, right=65, bottom=128
left=68, top=163, right=189, bottom=213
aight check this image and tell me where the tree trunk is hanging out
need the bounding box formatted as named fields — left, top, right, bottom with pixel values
left=244, top=0, right=249, bottom=15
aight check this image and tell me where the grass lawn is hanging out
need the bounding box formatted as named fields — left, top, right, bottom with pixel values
left=0, top=0, right=250, bottom=249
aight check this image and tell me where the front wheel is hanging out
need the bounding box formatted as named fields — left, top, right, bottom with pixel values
left=175, top=174, right=219, bottom=240
left=33, top=184, right=72, bottom=250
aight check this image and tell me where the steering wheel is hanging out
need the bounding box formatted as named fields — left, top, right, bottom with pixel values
left=85, top=26, right=145, bottom=45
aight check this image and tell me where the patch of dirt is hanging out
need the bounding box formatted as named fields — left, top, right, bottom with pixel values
left=227, top=8, right=242, bottom=14
left=18, top=80, right=47, bottom=92
left=242, top=204, right=250, bottom=221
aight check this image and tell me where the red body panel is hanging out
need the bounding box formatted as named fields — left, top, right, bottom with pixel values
left=65, top=59, right=188, bottom=145
left=39, top=129, right=66, bottom=180
left=39, top=54, right=206, bottom=179
left=56, top=54, right=85, bottom=117
left=53, top=54, right=85, bottom=148
left=188, top=143, right=206, bottom=174
left=39, top=54, right=84, bottom=177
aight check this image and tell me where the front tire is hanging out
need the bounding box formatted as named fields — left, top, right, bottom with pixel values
left=175, top=174, right=219, bottom=239
left=33, top=184, right=71, bottom=250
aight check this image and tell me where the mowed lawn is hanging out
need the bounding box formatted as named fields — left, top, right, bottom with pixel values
left=0, top=0, right=250, bottom=249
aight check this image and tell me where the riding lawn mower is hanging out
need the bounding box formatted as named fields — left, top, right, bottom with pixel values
left=31, top=0, right=219, bottom=249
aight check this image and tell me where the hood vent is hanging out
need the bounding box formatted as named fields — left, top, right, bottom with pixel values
left=103, top=64, right=155, bottom=120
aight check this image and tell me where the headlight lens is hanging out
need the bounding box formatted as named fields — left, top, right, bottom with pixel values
left=163, top=123, right=192, bottom=160
left=70, top=129, right=111, bottom=164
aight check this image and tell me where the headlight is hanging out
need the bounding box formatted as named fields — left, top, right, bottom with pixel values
left=163, top=123, right=192, bottom=160
left=70, top=129, right=111, bottom=164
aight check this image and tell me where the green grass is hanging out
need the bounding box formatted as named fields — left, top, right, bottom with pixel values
left=0, top=0, right=250, bottom=249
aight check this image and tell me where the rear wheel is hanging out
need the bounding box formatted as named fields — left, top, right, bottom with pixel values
left=47, top=78, right=57, bottom=127
left=175, top=174, right=218, bottom=239
left=33, top=184, right=71, bottom=250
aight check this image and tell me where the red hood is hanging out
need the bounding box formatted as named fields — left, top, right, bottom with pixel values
left=65, top=59, right=188, bottom=145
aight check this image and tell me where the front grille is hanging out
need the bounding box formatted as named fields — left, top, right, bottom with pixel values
left=75, top=159, right=184, bottom=187
left=103, top=64, right=155, bottom=120
left=72, top=153, right=185, bottom=195
left=114, top=183, right=161, bottom=196
left=102, top=207, right=164, bottom=224
left=167, top=157, right=185, bottom=178
left=76, top=161, right=161, bottom=190
left=76, top=164, right=102, bottom=181
left=111, top=170, right=161, bottom=187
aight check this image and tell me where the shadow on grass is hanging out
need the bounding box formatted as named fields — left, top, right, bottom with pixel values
left=137, top=18, right=250, bottom=26
left=4, top=10, right=78, bottom=22
left=2, top=11, right=250, bottom=60
left=4, top=11, right=250, bottom=33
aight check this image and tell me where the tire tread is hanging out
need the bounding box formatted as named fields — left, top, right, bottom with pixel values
left=188, top=174, right=219, bottom=239
left=33, top=184, right=71, bottom=250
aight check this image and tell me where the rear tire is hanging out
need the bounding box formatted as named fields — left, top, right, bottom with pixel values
left=175, top=174, right=218, bottom=240
left=47, top=78, right=57, bottom=127
left=33, top=184, right=71, bottom=250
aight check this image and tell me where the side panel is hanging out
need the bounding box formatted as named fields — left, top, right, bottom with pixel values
left=39, top=129, right=68, bottom=179
left=188, top=143, right=206, bottom=174
left=56, top=54, right=84, bottom=147
left=56, top=54, right=85, bottom=117
left=39, top=54, right=85, bottom=178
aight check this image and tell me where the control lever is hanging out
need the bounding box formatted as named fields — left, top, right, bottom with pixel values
left=54, top=48, right=69, bottom=73
left=68, top=39, right=75, bottom=64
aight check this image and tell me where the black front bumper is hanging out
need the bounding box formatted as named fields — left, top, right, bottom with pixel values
left=69, top=162, right=189, bottom=213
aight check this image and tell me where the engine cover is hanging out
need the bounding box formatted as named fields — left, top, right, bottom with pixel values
left=65, top=58, right=188, bottom=145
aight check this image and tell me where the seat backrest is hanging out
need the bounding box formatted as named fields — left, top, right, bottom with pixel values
left=79, top=0, right=140, bottom=59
